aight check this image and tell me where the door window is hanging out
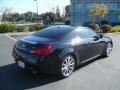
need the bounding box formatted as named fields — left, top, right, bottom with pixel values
left=79, top=28, right=97, bottom=38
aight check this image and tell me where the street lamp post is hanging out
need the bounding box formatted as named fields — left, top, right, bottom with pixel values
left=34, top=0, right=39, bottom=22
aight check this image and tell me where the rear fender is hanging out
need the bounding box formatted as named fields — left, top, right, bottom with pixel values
left=59, top=47, right=79, bottom=66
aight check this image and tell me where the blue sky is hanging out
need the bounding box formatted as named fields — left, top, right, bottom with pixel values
left=0, top=0, right=70, bottom=14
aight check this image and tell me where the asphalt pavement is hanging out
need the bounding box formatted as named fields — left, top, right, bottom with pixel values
left=0, top=34, right=120, bottom=90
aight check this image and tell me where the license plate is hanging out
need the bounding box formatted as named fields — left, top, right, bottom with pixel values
left=18, top=61, right=25, bottom=68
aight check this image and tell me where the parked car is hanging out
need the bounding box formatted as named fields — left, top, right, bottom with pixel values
left=12, top=25, right=113, bottom=78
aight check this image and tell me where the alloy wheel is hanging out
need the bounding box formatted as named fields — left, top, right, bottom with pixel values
left=61, top=55, right=75, bottom=77
left=106, top=43, right=112, bottom=56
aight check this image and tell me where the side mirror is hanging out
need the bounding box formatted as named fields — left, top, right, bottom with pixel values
left=98, top=33, right=103, bottom=38
left=93, top=36, right=99, bottom=41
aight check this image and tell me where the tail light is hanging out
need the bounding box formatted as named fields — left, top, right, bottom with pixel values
left=30, top=44, right=52, bottom=55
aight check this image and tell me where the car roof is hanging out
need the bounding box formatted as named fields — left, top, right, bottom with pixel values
left=49, top=25, right=75, bottom=30
left=33, top=25, right=93, bottom=41
left=49, top=25, right=92, bottom=31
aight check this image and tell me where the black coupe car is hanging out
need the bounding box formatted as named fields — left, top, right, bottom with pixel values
left=12, top=25, right=113, bottom=78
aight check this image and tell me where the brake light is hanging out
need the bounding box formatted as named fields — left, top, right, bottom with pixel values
left=30, top=44, right=52, bottom=55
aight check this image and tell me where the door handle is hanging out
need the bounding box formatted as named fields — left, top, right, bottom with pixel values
left=88, top=42, right=90, bottom=44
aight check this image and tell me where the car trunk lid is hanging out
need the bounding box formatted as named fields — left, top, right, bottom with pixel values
left=15, top=35, right=53, bottom=53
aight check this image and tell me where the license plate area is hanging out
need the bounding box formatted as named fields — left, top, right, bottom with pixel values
left=18, top=61, right=25, bottom=68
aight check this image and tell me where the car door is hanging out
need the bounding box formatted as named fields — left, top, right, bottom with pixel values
left=87, top=37, right=102, bottom=58
left=63, top=29, right=92, bottom=62
left=89, top=34, right=105, bottom=57
left=75, top=38, right=92, bottom=61
left=77, top=28, right=104, bottom=62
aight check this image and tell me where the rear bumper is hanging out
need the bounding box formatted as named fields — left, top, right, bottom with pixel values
left=12, top=48, right=59, bottom=73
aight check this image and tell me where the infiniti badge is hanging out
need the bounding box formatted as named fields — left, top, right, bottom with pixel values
left=22, top=44, right=26, bottom=48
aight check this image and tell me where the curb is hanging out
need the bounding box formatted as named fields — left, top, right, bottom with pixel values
left=0, top=32, right=35, bottom=36
left=104, top=32, right=120, bottom=35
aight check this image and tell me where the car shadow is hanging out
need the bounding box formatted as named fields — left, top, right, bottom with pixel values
left=0, top=63, right=61, bottom=90
left=0, top=57, right=104, bottom=90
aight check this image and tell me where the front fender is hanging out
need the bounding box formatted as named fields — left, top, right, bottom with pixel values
left=104, top=36, right=113, bottom=43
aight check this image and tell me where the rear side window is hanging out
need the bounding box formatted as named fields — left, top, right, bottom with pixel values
left=59, top=27, right=97, bottom=41
left=60, top=30, right=82, bottom=41
left=33, top=26, right=74, bottom=40
left=79, top=28, right=97, bottom=38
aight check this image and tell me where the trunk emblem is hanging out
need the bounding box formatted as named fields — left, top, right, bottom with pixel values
left=22, top=44, right=26, bottom=48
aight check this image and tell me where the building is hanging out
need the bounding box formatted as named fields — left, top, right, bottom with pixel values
left=70, top=0, right=120, bottom=26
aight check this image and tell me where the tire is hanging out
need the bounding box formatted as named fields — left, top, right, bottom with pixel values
left=58, top=55, right=76, bottom=78
left=103, top=42, right=113, bottom=57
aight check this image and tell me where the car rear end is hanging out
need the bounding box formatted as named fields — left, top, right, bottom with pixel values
left=12, top=35, right=59, bottom=73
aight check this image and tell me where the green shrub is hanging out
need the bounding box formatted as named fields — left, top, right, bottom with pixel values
left=88, top=23, right=101, bottom=32
left=16, top=27, right=26, bottom=32
left=33, top=23, right=48, bottom=31
left=112, top=25, right=120, bottom=32
left=0, top=23, right=16, bottom=33
left=23, top=27, right=29, bottom=32
left=29, top=27, right=36, bottom=32
left=101, top=24, right=112, bottom=33
left=9, top=24, right=16, bottom=32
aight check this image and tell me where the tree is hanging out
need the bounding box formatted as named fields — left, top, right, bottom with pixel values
left=24, top=11, right=34, bottom=22
left=1, top=7, right=13, bottom=22
left=100, top=4, right=108, bottom=18
left=10, top=13, right=19, bottom=22
left=18, top=14, right=25, bottom=22
left=64, top=5, right=70, bottom=25
left=65, top=5, right=70, bottom=17
left=90, top=3, right=108, bottom=23
left=40, top=12, right=55, bottom=24
left=55, top=6, right=61, bottom=22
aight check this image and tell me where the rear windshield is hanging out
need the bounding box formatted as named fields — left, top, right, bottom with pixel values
left=33, top=26, right=74, bottom=40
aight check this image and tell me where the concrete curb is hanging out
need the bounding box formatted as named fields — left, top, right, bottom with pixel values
left=0, top=32, right=35, bottom=36
left=104, top=32, right=120, bottom=35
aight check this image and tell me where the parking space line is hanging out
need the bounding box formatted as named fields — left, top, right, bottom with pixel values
left=5, top=35, right=17, bottom=41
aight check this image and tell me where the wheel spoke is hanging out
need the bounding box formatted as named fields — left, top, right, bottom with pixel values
left=69, top=66, right=74, bottom=70
left=69, top=62, right=74, bottom=65
left=67, top=69, right=70, bottom=75
left=68, top=59, right=73, bottom=64
left=62, top=63, right=66, bottom=67
left=62, top=67, right=66, bottom=70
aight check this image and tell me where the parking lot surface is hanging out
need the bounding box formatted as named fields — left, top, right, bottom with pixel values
left=0, top=34, right=120, bottom=90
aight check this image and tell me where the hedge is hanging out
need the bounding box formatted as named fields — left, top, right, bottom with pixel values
left=0, top=23, right=16, bottom=33
left=0, top=23, right=48, bottom=33
left=112, top=25, right=120, bottom=32
left=33, top=23, right=48, bottom=31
